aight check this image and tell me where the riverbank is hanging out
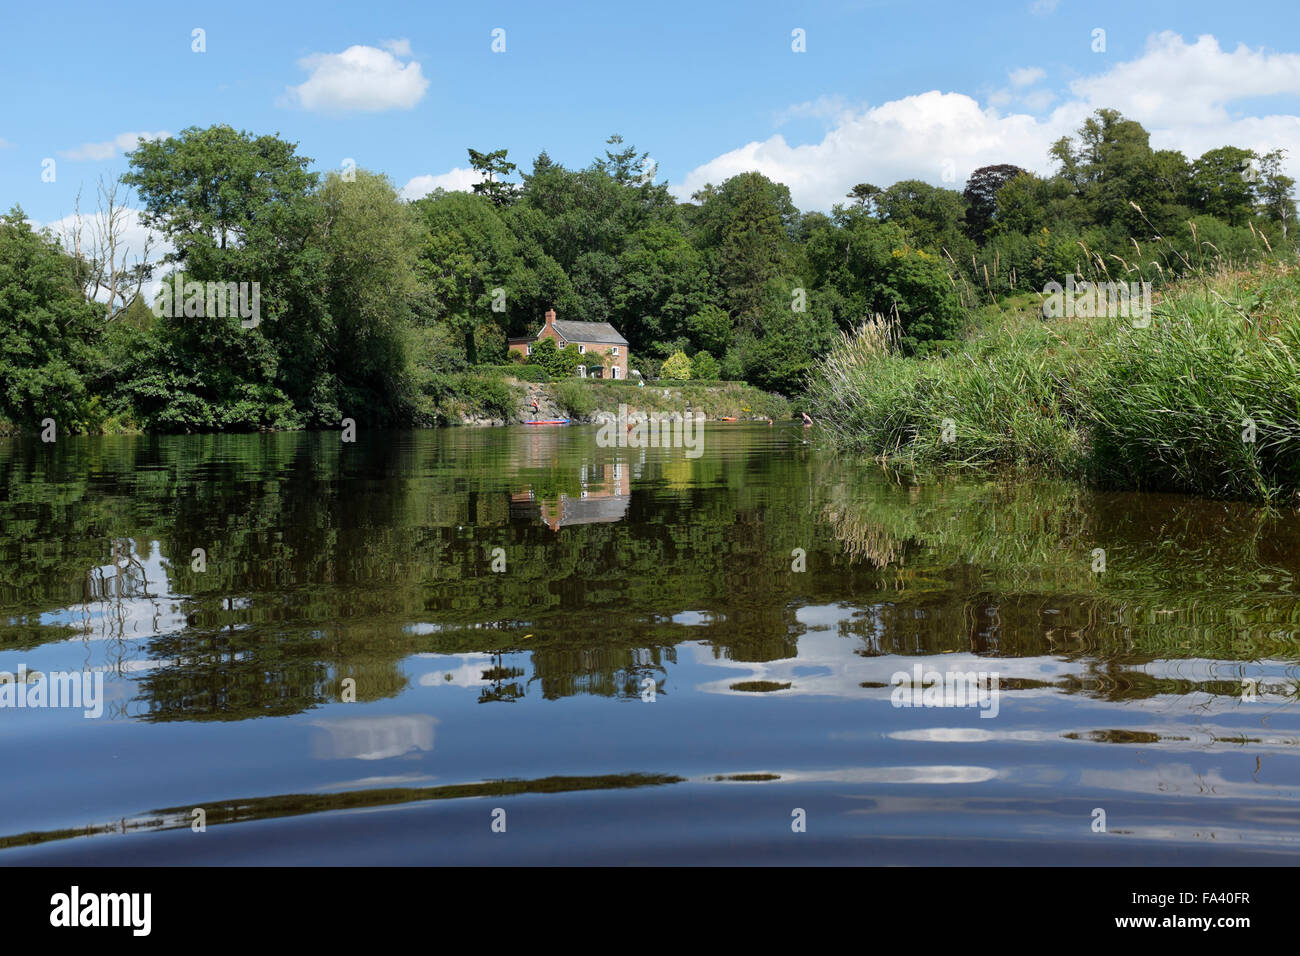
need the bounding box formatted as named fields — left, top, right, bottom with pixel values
left=805, top=261, right=1300, bottom=502
left=0, top=379, right=790, bottom=436
left=435, top=378, right=790, bottom=427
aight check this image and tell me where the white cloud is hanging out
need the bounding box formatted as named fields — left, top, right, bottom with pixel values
left=1009, top=66, right=1045, bottom=88
left=773, top=94, right=852, bottom=127
left=1021, top=89, right=1057, bottom=112
left=400, top=167, right=483, bottom=201
left=676, top=91, right=1075, bottom=211
left=59, top=130, right=169, bottom=161
left=285, top=44, right=428, bottom=112
left=1069, top=32, right=1300, bottom=127
left=675, top=32, right=1300, bottom=212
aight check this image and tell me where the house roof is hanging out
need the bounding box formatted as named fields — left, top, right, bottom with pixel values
left=548, top=320, right=628, bottom=346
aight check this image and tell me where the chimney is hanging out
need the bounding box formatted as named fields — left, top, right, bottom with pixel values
left=544, top=308, right=556, bottom=327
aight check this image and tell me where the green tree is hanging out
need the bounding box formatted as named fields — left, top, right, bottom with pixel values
left=0, top=208, right=103, bottom=430
left=467, top=148, right=519, bottom=208
left=1257, top=149, right=1297, bottom=237
left=690, top=350, right=719, bottom=380
left=1190, top=146, right=1258, bottom=227
left=962, top=164, right=1027, bottom=241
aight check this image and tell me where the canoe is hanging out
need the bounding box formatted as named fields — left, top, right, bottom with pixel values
left=524, top=419, right=569, bottom=426
left=719, top=417, right=738, bottom=422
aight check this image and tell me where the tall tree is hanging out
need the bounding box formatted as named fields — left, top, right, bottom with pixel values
left=962, top=165, right=1026, bottom=241
left=467, top=148, right=519, bottom=207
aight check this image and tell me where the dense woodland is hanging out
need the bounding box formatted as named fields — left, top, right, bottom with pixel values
left=1, top=108, right=1296, bottom=433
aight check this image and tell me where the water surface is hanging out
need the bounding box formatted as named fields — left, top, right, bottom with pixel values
left=3, top=425, right=1300, bottom=864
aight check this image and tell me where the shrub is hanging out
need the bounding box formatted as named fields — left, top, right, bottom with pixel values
left=551, top=380, right=597, bottom=419
left=691, top=351, right=720, bottom=380
left=661, top=351, right=692, bottom=380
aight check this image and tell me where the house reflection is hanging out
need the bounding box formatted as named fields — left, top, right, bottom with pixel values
left=510, top=460, right=632, bottom=531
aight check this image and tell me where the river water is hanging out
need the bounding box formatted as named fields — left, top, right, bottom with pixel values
left=2, top=424, right=1299, bottom=864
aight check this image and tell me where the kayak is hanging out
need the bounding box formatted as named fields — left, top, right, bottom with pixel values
left=719, top=417, right=738, bottom=422
left=524, top=419, right=569, bottom=426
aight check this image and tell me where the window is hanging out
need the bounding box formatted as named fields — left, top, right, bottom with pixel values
left=525, top=344, right=531, bottom=355
left=578, top=344, right=586, bottom=354
left=610, top=346, right=619, bottom=356
left=612, top=367, right=620, bottom=379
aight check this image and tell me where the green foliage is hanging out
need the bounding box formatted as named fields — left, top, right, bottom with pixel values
left=4, top=113, right=1297, bottom=430
left=806, top=262, right=1300, bottom=502
left=690, top=351, right=719, bottom=380
left=526, top=337, right=583, bottom=378
left=511, top=364, right=550, bottom=382
left=551, top=379, right=597, bottom=418
left=0, top=208, right=102, bottom=430
left=660, top=351, right=692, bottom=380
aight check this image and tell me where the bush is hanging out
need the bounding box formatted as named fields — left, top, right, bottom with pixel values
left=551, top=380, right=597, bottom=419
left=661, top=351, right=692, bottom=380
left=512, top=364, right=550, bottom=382
left=691, top=351, right=720, bottom=380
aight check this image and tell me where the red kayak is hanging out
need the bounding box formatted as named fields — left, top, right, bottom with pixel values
left=524, top=419, right=569, bottom=426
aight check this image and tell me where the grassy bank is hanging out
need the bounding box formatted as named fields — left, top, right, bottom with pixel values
left=414, top=369, right=789, bottom=426
left=806, top=261, right=1300, bottom=501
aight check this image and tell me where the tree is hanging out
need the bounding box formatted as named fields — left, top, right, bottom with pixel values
left=691, top=350, right=720, bottom=380
left=846, top=183, right=882, bottom=216
left=690, top=171, right=797, bottom=329
left=0, top=208, right=103, bottom=428
left=310, top=169, right=422, bottom=422
left=962, top=165, right=1027, bottom=241
left=123, top=125, right=317, bottom=272
left=120, top=125, right=319, bottom=430
left=686, top=304, right=731, bottom=357
left=598, top=134, right=653, bottom=187
left=60, top=177, right=155, bottom=322
left=875, top=179, right=971, bottom=256
left=467, top=148, right=519, bottom=207
left=1257, top=149, right=1297, bottom=237
left=1190, top=146, right=1257, bottom=227
left=612, top=223, right=710, bottom=356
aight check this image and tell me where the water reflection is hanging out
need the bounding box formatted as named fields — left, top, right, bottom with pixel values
left=3, top=425, right=1300, bottom=862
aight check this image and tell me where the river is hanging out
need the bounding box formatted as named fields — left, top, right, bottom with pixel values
left=2, top=424, right=1299, bottom=863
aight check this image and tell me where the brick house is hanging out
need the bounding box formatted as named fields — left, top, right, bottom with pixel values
left=508, top=309, right=630, bottom=380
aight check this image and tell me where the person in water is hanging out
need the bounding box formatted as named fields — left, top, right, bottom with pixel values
left=801, top=411, right=813, bottom=426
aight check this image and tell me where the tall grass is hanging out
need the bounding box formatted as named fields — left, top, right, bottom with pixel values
left=807, top=261, right=1300, bottom=502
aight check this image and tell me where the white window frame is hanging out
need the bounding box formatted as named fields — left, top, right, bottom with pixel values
left=610, top=346, right=619, bottom=356
left=578, top=344, right=586, bottom=354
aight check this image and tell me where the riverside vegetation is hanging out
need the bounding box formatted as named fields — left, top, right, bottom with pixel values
left=1, top=108, right=1297, bottom=503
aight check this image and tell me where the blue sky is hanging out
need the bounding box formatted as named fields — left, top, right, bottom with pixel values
left=5, top=0, right=1300, bottom=237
